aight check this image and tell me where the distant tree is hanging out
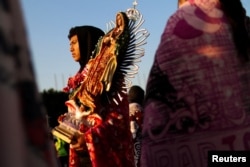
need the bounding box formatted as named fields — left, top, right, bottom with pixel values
left=41, top=89, right=68, bottom=128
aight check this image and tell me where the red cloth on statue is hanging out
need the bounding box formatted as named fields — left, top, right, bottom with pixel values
left=68, top=93, right=135, bottom=167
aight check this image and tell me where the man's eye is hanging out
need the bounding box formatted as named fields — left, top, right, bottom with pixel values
left=71, top=41, right=77, bottom=45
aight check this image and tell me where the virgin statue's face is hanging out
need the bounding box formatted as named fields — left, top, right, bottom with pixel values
left=69, top=35, right=81, bottom=62
left=116, top=14, right=123, bottom=27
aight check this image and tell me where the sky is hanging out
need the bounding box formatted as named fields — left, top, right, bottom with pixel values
left=20, top=0, right=250, bottom=92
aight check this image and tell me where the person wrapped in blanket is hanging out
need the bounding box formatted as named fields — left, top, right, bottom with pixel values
left=141, top=0, right=250, bottom=167
left=58, top=13, right=135, bottom=167
left=1, top=0, right=59, bottom=166
left=128, top=85, right=145, bottom=167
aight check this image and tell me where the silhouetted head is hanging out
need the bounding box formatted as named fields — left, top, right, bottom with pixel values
left=128, top=85, right=145, bottom=105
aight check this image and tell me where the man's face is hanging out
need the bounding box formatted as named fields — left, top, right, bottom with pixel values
left=70, top=35, right=81, bottom=62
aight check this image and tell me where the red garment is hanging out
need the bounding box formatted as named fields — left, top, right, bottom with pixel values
left=68, top=93, right=135, bottom=167
left=63, top=70, right=135, bottom=167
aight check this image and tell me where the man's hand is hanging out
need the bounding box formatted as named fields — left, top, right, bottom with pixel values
left=70, top=134, right=87, bottom=152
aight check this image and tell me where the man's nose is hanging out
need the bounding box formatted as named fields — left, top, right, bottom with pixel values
left=70, top=45, right=73, bottom=52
